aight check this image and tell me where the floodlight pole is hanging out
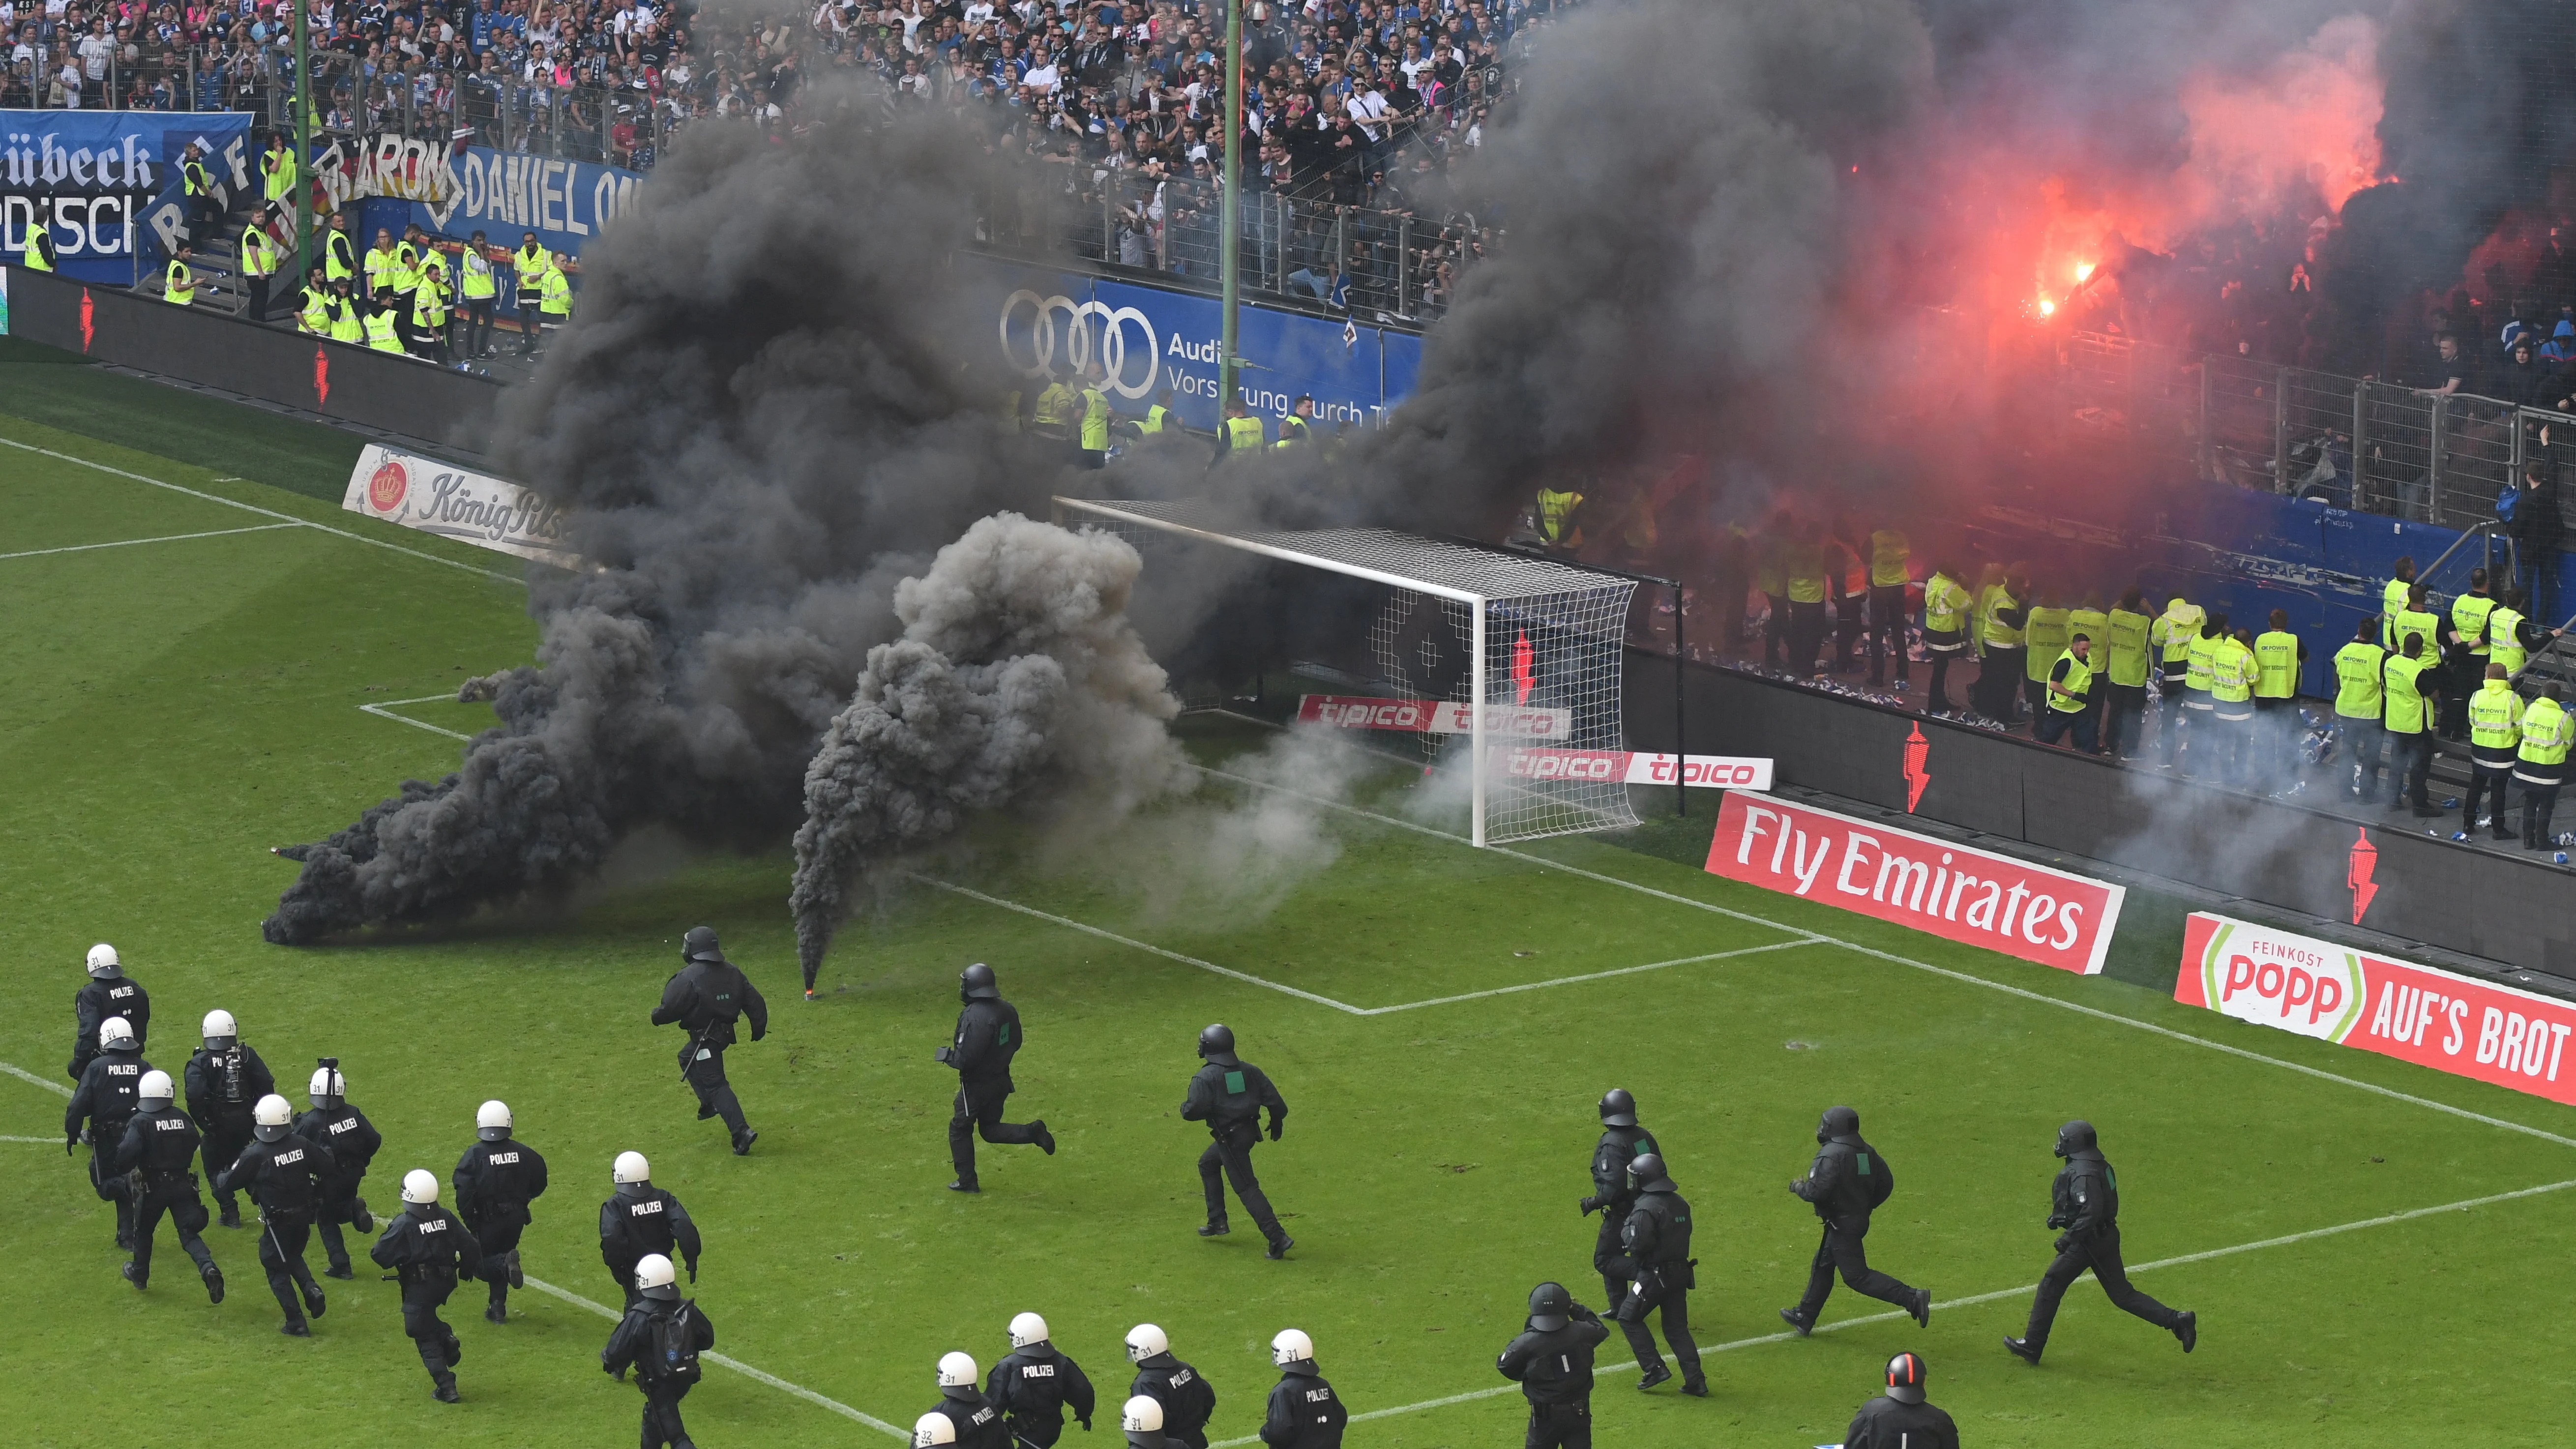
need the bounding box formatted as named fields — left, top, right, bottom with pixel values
left=1218, top=0, right=1243, bottom=407
left=293, top=0, right=311, bottom=282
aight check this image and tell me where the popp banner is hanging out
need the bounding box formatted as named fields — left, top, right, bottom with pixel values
left=2174, top=913, right=2576, bottom=1105
left=1705, top=794, right=2123, bottom=975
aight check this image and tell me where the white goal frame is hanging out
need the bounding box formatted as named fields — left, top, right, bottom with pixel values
left=1053, top=495, right=1639, bottom=847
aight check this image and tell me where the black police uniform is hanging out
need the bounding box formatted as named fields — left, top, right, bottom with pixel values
left=929, top=1389, right=1012, bottom=1449
left=1844, top=1393, right=1960, bottom=1449
left=109, top=1100, right=223, bottom=1296
left=603, top=1293, right=717, bottom=1449
left=455, top=1132, right=549, bottom=1320
left=1130, top=1354, right=1217, bottom=1449
left=66, top=1042, right=152, bottom=1248
left=943, top=982, right=1050, bottom=1189
left=1615, top=1180, right=1704, bottom=1391
left=1183, top=1055, right=1290, bottom=1252
left=218, top=1128, right=334, bottom=1331
left=653, top=941, right=768, bottom=1153
left=185, top=1039, right=276, bottom=1225
left=2012, top=1122, right=2191, bottom=1360
left=1259, top=1361, right=1346, bottom=1449
left=372, top=1195, right=485, bottom=1399
left=1787, top=1108, right=1926, bottom=1329
left=988, top=1340, right=1097, bottom=1447
left=1497, top=1302, right=1609, bottom=1449
left=295, top=1097, right=383, bottom=1277
left=69, top=973, right=149, bottom=1080
left=1581, top=1120, right=1657, bottom=1310
left=601, top=1185, right=702, bottom=1309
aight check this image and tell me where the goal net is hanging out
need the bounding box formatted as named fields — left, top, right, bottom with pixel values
left=1053, top=496, right=1639, bottom=846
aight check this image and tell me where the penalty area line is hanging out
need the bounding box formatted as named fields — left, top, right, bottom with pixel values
left=1, top=1062, right=74, bottom=1098
left=0, top=522, right=304, bottom=562
left=359, top=694, right=480, bottom=741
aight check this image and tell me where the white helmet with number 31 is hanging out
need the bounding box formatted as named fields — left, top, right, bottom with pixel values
left=911, top=1413, right=958, bottom=1448
left=937, top=1351, right=978, bottom=1397
left=309, top=1064, right=348, bottom=1104
left=253, top=1094, right=294, bottom=1142
left=614, top=1151, right=651, bottom=1190
left=1008, top=1312, right=1049, bottom=1349
left=1122, top=1394, right=1166, bottom=1447
left=635, top=1253, right=678, bottom=1301
left=1270, top=1329, right=1314, bottom=1366
left=402, top=1168, right=440, bottom=1204
left=137, top=1069, right=174, bottom=1105
left=201, top=1009, right=237, bottom=1049
left=86, top=943, right=120, bottom=978
left=476, top=1100, right=512, bottom=1142
left=1125, top=1324, right=1168, bottom=1362
left=98, top=1016, right=137, bottom=1051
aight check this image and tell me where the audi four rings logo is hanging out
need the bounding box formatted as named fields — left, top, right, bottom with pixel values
left=1000, top=289, right=1160, bottom=399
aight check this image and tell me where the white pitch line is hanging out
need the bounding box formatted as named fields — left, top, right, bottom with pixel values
left=1, top=1062, right=74, bottom=1097
left=0, top=1135, right=61, bottom=1143
left=1360, top=939, right=1818, bottom=1015
left=1209, top=1174, right=2576, bottom=1443
left=521, top=1276, right=908, bottom=1440
left=0, top=522, right=303, bottom=562
left=1196, top=767, right=2576, bottom=1153
left=0, top=433, right=527, bottom=584
left=359, top=694, right=478, bottom=741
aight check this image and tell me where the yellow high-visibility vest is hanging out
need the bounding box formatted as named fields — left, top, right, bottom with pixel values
left=2492, top=607, right=2529, bottom=675
left=2103, top=607, right=2151, bottom=687
left=363, top=309, right=403, bottom=353
left=1868, top=529, right=1909, bottom=588
left=1224, top=415, right=1266, bottom=450
left=2024, top=606, right=2069, bottom=681
left=2253, top=630, right=2300, bottom=699
left=164, top=259, right=196, bottom=305
left=2332, top=641, right=2385, bottom=718
left=2382, top=655, right=2430, bottom=734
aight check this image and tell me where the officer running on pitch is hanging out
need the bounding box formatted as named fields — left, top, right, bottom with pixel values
left=1497, top=1281, right=1608, bottom=1448
left=603, top=1252, right=716, bottom=1449
left=939, top=963, right=1055, bottom=1191
left=218, top=1093, right=333, bottom=1335
left=455, top=1099, right=548, bottom=1323
left=1843, top=1353, right=1958, bottom=1449
left=1578, top=1089, right=1657, bottom=1321
left=1120, top=1397, right=1167, bottom=1449
left=373, top=1168, right=484, bottom=1402
left=1259, top=1329, right=1347, bottom=1448
left=2004, top=1120, right=2195, bottom=1364
left=654, top=926, right=768, bottom=1155
left=67, top=1015, right=152, bottom=1249
left=1781, top=1106, right=1931, bottom=1335
left=602, top=1151, right=702, bottom=1309
left=109, top=1067, right=225, bottom=1303
left=185, top=1008, right=275, bottom=1229
left=1183, top=1024, right=1293, bottom=1257
left=296, top=1058, right=382, bottom=1279
left=988, top=1312, right=1096, bottom=1446
left=929, top=1352, right=1011, bottom=1448
left=1126, top=1325, right=1217, bottom=1449
left=69, top=942, right=148, bottom=1081
left=1613, top=1152, right=1705, bottom=1395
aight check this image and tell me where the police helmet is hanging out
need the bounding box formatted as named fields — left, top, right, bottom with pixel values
left=635, top=1253, right=679, bottom=1300
left=309, top=1059, right=347, bottom=1108
left=1270, top=1328, right=1314, bottom=1366
left=1597, top=1088, right=1637, bottom=1127
left=1196, top=1024, right=1238, bottom=1065
left=937, top=1351, right=979, bottom=1397
left=98, top=1016, right=138, bottom=1052
left=86, top=942, right=121, bottom=978
left=1627, top=1152, right=1675, bottom=1193
left=1125, top=1323, right=1169, bottom=1362
left=682, top=925, right=723, bottom=964
left=137, top=1069, right=175, bottom=1106
left=614, top=1151, right=651, bottom=1194
left=1818, top=1104, right=1860, bottom=1143
left=1009, top=1312, right=1049, bottom=1349
left=401, top=1168, right=440, bottom=1204
left=961, top=962, right=999, bottom=1000
left=1527, top=1281, right=1572, bottom=1331
left=477, top=1100, right=513, bottom=1142
left=253, top=1094, right=295, bottom=1142
left=912, top=1413, right=960, bottom=1448
left=1885, top=1351, right=1927, bottom=1405
left=1122, top=1395, right=1166, bottom=1447
left=2054, top=1119, right=2096, bottom=1158
left=201, top=1008, right=239, bottom=1050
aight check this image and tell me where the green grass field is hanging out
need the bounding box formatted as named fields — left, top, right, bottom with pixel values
left=7, top=344, right=2576, bottom=1446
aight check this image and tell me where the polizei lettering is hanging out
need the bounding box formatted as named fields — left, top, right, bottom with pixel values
left=486, top=1151, right=521, bottom=1164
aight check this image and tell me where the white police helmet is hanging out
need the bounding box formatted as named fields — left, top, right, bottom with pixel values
left=401, top=1168, right=440, bottom=1204
left=911, top=1413, right=959, bottom=1447
left=253, top=1094, right=295, bottom=1142
left=635, top=1253, right=678, bottom=1300
left=98, top=1016, right=137, bottom=1051
left=937, top=1351, right=979, bottom=1396
left=476, top=1100, right=512, bottom=1142
left=86, top=943, right=121, bottom=978
left=1122, top=1394, right=1166, bottom=1446
left=1009, top=1312, right=1049, bottom=1349
left=614, top=1151, right=651, bottom=1190
left=309, top=1063, right=347, bottom=1104
left=1270, top=1328, right=1314, bottom=1366
left=137, top=1069, right=175, bottom=1105
left=1125, top=1324, right=1169, bottom=1362
left=201, top=1009, right=238, bottom=1048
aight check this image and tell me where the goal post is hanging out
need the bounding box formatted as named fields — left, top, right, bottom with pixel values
left=1051, top=496, right=1641, bottom=846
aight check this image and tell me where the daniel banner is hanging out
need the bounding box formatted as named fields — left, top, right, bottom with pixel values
left=2174, top=913, right=2576, bottom=1105
left=1705, top=794, right=2123, bottom=975
left=341, top=444, right=575, bottom=566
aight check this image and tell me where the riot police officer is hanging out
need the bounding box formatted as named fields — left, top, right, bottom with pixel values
left=916, top=1413, right=961, bottom=1448
left=68, top=942, right=149, bottom=1080
left=1120, top=1396, right=1166, bottom=1449
left=2004, top=1120, right=2196, bottom=1364
left=1781, top=1106, right=1931, bottom=1335
left=653, top=925, right=768, bottom=1155
left=217, top=1093, right=333, bottom=1334
left=1613, top=1152, right=1704, bottom=1395
left=602, top=1151, right=702, bottom=1309
left=602, top=1253, right=716, bottom=1449
left=1259, top=1330, right=1346, bottom=1448
left=66, top=1015, right=151, bottom=1249
left=940, top=963, right=1055, bottom=1192
left=372, top=1168, right=484, bottom=1402
left=454, top=1099, right=549, bottom=1323
left=295, top=1059, right=381, bottom=1279
left=109, top=1068, right=225, bottom=1302
left=1498, top=1281, right=1609, bottom=1448
left=988, top=1311, right=1096, bottom=1447
left=930, top=1352, right=1012, bottom=1449
left=1578, top=1089, right=1658, bottom=1315
left=1125, top=1325, right=1217, bottom=1449
left=185, top=1008, right=276, bottom=1229
left=1844, top=1353, right=1958, bottom=1449
left=1182, top=1024, right=1292, bottom=1257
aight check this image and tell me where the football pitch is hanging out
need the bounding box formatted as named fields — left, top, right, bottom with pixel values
left=6, top=351, right=2576, bottom=1446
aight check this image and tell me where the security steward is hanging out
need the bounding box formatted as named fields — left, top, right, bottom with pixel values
left=186, top=1008, right=274, bottom=1229
left=2150, top=593, right=2206, bottom=767
left=1921, top=562, right=1974, bottom=713
left=2253, top=608, right=2307, bottom=775
left=239, top=205, right=281, bottom=320
left=942, top=962, right=1056, bottom=1191
left=2208, top=625, right=2258, bottom=784
left=181, top=142, right=218, bottom=242
left=110, top=1067, right=225, bottom=1303
left=602, top=1151, right=702, bottom=1309
left=2493, top=585, right=2565, bottom=680
left=1260, top=1330, right=1346, bottom=1448
left=297, top=264, right=333, bottom=336
left=1078, top=361, right=1115, bottom=468
left=2454, top=565, right=2499, bottom=672
left=1782, top=1106, right=1931, bottom=1335
left=372, top=1168, right=484, bottom=1402
left=1537, top=482, right=1586, bottom=554
left=1843, top=1353, right=1958, bottom=1449
left=2334, top=619, right=2388, bottom=803
left=2102, top=588, right=2153, bottom=758
left=2035, top=631, right=2099, bottom=754
left=1032, top=366, right=1079, bottom=445
left=324, top=210, right=358, bottom=286
left=327, top=277, right=365, bottom=343
left=1865, top=526, right=1911, bottom=689
left=989, top=1312, right=1097, bottom=1447
left=1219, top=393, right=1266, bottom=456
left=1974, top=570, right=2027, bottom=719
left=539, top=251, right=575, bottom=341
left=459, top=230, right=499, bottom=357
left=2021, top=589, right=2070, bottom=724
left=296, top=1058, right=382, bottom=1279
left=1126, top=1324, right=1218, bottom=1449
left=1182, top=1024, right=1291, bottom=1256
left=603, top=1253, right=715, bottom=1449
left=69, top=941, right=148, bottom=1081
left=2384, top=635, right=2440, bottom=817
left=2517, top=682, right=2573, bottom=850
left=20, top=203, right=58, bottom=270
left=364, top=288, right=407, bottom=353
left=218, top=1093, right=333, bottom=1335
left=2178, top=614, right=2225, bottom=775
left=1497, top=1282, right=1608, bottom=1449
left=1579, top=1089, right=1658, bottom=1315
left=67, top=1016, right=152, bottom=1249
left=2004, top=1120, right=2194, bottom=1364
left=654, top=925, right=767, bottom=1154
left=2381, top=556, right=2417, bottom=648
left=455, top=1099, right=548, bottom=1323
left=2466, top=662, right=2523, bottom=839
left=931, top=1352, right=1012, bottom=1449
left=512, top=231, right=551, bottom=355
left=164, top=243, right=199, bottom=305
left=1611, top=1152, right=1704, bottom=1394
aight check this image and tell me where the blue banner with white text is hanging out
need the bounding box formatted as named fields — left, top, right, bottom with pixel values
left=387, top=145, right=644, bottom=263
left=0, top=110, right=255, bottom=283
